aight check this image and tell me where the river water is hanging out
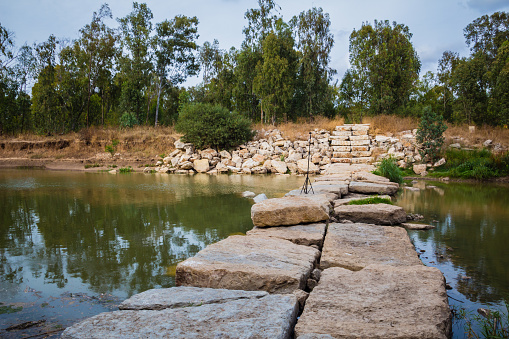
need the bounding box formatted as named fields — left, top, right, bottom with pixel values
left=0, top=170, right=508, bottom=338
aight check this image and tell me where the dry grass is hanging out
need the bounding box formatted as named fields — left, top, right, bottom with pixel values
left=445, top=124, right=509, bottom=148
left=255, top=116, right=345, bottom=140
left=0, top=126, right=181, bottom=160
left=364, top=115, right=419, bottom=135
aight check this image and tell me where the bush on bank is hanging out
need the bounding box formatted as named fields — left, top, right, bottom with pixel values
left=175, top=103, right=255, bottom=150
left=432, top=149, right=509, bottom=180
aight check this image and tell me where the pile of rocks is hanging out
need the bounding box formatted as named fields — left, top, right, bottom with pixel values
left=62, top=164, right=450, bottom=338
left=149, top=124, right=448, bottom=176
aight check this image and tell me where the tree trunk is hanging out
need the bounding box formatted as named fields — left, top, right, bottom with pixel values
left=155, top=79, right=163, bottom=127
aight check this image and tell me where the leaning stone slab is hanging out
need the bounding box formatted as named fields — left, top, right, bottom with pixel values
left=320, top=223, right=422, bottom=270
left=176, top=235, right=320, bottom=293
left=63, top=289, right=298, bottom=339
left=334, top=203, right=407, bottom=225
left=401, top=222, right=436, bottom=230
left=251, top=196, right=329, bottom=227
left=246, top=223, right=326, bottom=248
left=295, top=265, right=451, bottom=339
left=349, top=180, right=399, bottom=195
left=119, top=286, right=268, bottom=310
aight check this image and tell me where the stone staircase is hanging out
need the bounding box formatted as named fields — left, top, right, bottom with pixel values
left=330, top=124, right=373, bottom=164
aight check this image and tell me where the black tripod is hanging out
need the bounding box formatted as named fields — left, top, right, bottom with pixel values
left=300, top=132, right=314, bottom=195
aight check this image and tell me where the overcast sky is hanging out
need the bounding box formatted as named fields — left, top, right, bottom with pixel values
left=2, top=0, right=509, bottom=86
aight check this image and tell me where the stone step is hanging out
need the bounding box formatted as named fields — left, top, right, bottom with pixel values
left=176, top=235, right=320, bottom=294
left=246, top=223, right=326, bottom=248
left=334, top=203, right=406, bottom=225
left=295, top=265, right=451, bottom=338
left=320, top=223, right=422, bottom=270
left=62, top=287, right=299, bottom=339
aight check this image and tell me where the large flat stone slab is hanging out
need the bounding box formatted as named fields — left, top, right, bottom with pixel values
left=295, top=265, right=452, bottom=339
left=320, top=223, right=422, bottom=270
left=251, top=196, right=329, bottom=227
left=176, top=235, right=320, bottom=293
left=119, top=286, right=268, bottom=310
left=246, top=223, right=326, bottom=248
left=63, top=288, right=298, bottom=339
left=334, top=203, right=406, bottom=225
left=349, top=180, right=399, bottom=195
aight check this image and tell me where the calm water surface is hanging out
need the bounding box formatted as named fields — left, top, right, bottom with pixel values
left=1, top=170, right=508, bottom=338
left=0, top=170, right=302, bottom=336
left=395, top=181, right=509, bottom=338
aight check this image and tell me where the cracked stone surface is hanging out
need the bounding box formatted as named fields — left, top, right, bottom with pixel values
left=119, top=286, right=268, bottom=310
left=62, top=288, right=298, bottom=339
left=176, top=235, right=320, bottom=293
left=320, top=223, right=422, bottom=270
left=334, top=203, right=407, bottom=225
left=246, top=223, right=326, bottom=248
left=295, top=265, right=452, bottom=339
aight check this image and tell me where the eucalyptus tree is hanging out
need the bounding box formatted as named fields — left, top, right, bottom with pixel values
left=152, top=15, right=199, bottom=126
left=253, top=21, right=298, bottom=124
left=291, top=7, right=335, bottom=119
left=0, top=23, right=15, bottom=72
left=343, top=20, right=421, bottom=115
left=436, top=51, right=459, bottom=121
left=78, top=3, right=117, bottom=126
left=117, top=2, right=153, bottom=122
left=199, top=39, right=221, bottom=84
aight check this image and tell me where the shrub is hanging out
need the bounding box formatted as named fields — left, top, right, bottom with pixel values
left=176, top=103, right=255, bottom=150
left=416, top=106, right=447, bottom=163
left=119, top=166, right=133, bottom=173
left=372, top=157, right=404, bottom=184
left=105, top=139, right=119, bottom=156
left=119, top=112, right=139, bottom=129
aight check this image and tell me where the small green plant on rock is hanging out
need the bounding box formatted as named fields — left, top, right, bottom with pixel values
left=105, top=139, right=119, bottom=156
left=348, top=197, right=393, bottom=205
left=372, top=157, right=404, bottom=184
left=416, top=106, right=447, bottom=163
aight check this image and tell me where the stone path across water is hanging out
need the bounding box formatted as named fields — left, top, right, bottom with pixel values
left=61, top=164, right=452, bottom=338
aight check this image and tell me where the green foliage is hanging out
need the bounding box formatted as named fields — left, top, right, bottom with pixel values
left=454, top=302, right=509, bottom=339
left=119, top=111, right=139, bottom=129
left=432, top=149, right=509, bottom=180
left=119, top=166, right=133, bottom=173
left=348, top=197, right=393, bottom=205
left=84, top=163, right=101, bottom=169
left=0, top=304, right=23, bottom=314
left=176, top=103, right=255, bottom=150
left=416, top=106, right=447, bottom=163
left=372, top=157, right=404, bottom=184
left=105, top=139, right=119, bottom=155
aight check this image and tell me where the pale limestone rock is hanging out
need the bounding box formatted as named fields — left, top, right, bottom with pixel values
left=251, top=196, right=329, bottom=227
left=193, top=159, right=210, bottom=173
left=413, top=164, right=428, bottom=175
left=320, top=223, right=422, bottom=270
left=297, top=159, right=320, bottom=174
left=242, top=158, right=260, bottom=169
left=219, top=150, right=231, bottom=159
left=348, top=181, right=399, bottom=195
left=176, top=235, right=320, bottom=294
left=253, top=193, right=268, bottom=203
left=295, top=265, right=451, bottom=339
left=269, top=160, right=287, bottom=174
left=64, top=288, right=298, bottom=339
left=434, top=158, right=446, bottom=167
left=246, top=223, right=326, bottom=247
left=401, top=222, right=436, bottom=230
left=252, top=153, right=266, bottom=163
left=179, top=161, right=193, bottom=170
left=334, top=203, right=407, bottom=225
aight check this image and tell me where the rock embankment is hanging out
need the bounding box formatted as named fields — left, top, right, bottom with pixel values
left=150, top=124, right=434, bottom=175
left=62, top=165, right=451, bottom=338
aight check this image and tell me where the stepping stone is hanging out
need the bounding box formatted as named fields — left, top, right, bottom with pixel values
left=295, top=265, right=452, bottom=339
left=251, top=196, right=329, bottom=227
left=401, top=222, right=436, bottom=230
left=62, top=287, right=298, bottom=339
left=246, top=223, right=326, bottom=248
left=176, top=235, right=320, bottom=294
left=320, top=223, right=422, bottom=270
left=333, top=194, right=391, bottom=206
left=334, top=203, right=406, bottom=225
left=349, top=181, right=399, bottom=195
